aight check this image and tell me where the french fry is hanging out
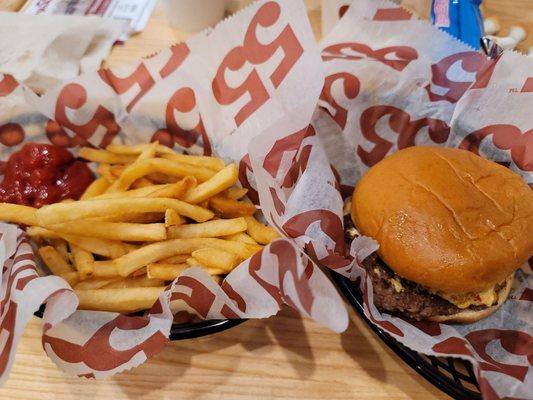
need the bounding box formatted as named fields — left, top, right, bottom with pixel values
left=51, top=239, right=69, bottom=263
left=75, top=287, right=165, bottom=313
left=75, top=278, right=120, bottom=290
left=183, top=164, right=238, bottom=204
left=224, top=187, right=248, bottom=200
left=81, top=177, right=110, bottom=199
left=185, top=258, right=226, bottom=275
left=191, top=248, right=240, bottom=272
left=223, top=232, right=258, bottom=244
left=36, top=197, right=213, bottom=224
left=209, top=196, right=256, bottom=218
left=135, top=141, right=158, bottom=161
left=106, top=142, right=174, bottom=156
left=91, top=184, right=169, bottom=200
left=93, top=261, right=120, bottom=278
left=147, top=263, right=188, bottom=280
left=165, top=209, right=184, bottom=227
left=110, top=158, right=216, bottom=192
left=167, top=217, right=246, bottom=239
left=96, top=164, right=115, bottom=182
left=146, top=172, right=179, bottom=184
left=0, top=203, right=37, bottom=225
left=109, top=165, right=126, bottom=178
left=160, top=254, right=189, bottom=264
left=60, top=271, right=80, bottom=287
left=47, top=221, right=167, bottom=242
left=148, top=176, right=196, bottom=199
left=102, top=276, right=165, bottom=289
left=161, top=153, right=225, bottom=171
left=70, top=244, right=94, bottom=280
left=79, top=148, right=137, bottom=164
left=244, top=216, right=281, bottom=245
left=131, top=177, right=154, bottom=188
left=132, top=266, right=147, bottom=278
left=113, top=238, right=261, bottom=277
left=38, top=246, right=73, bottom=275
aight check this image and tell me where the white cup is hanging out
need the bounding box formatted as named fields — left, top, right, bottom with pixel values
left=163, top=0, right=229, bottom=33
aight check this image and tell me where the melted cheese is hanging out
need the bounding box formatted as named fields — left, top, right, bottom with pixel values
left=438, top=286, right=498, bottom=309
left=390, top=278, right=403, bottom=293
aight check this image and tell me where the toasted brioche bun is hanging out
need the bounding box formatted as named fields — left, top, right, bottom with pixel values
left=430, top=274, right=514, bottom=323
left=351, top=147, right=533, bottom=295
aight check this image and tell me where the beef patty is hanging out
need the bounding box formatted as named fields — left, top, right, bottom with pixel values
left=344, top=214, right=497, bottom=321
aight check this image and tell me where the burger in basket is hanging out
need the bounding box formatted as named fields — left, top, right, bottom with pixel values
left=348, top=146, right=532, bottom=323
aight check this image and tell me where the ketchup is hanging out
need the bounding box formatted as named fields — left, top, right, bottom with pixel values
left=0, top=143, right=94, bottom=208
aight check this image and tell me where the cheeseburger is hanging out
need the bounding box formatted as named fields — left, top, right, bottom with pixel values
left=350, top=146, right=533, bottom=323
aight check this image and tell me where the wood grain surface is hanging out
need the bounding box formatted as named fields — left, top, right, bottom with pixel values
left=1, top=0, right=529, bottom=398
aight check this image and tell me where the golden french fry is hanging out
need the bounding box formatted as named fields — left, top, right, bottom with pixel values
left=70, top=244, right=94, bottom=280
left=165, top=209, right=184, bottom=227
left=75, top=287, right=165, bottom=313
left=161, top=254, right=189, bottom=264
left=60, top=271, right=80, bottom=287
left=132, top=266, right=147, bottom=278
left=96, top=164, right=115, bottom=182
left=183, top=164, right=238, bottom=204
left=79, top=147, right=137, bottom=164
left=0, top=203, right=37, bottom=225
left=51, top=239, right=69, bottom=263
left=36, top=197, right=213, bottom=225
left=102, top=276, right=165, bottom=289
left=146, top=172, right=179, bottom=184
left=224, top=187, right=248, bottom=200
left=191, top=248, right=240, bottom=272
left=147, top=263, right=188, bottom=280
left=148, top=176, right=196, bottom=199
left=185, top=258, right=226, bottom=275
left=113, top=238, right=261, bottom=277
left=209, top=196, right=256, bottom=218
left=75, top=278, right=120, bottom=290
left=135, top=141, right=158, bottom=161
left=91, top=184, right=168, bottom=200
left=161, top=153, right=225, bottom=171
left=93, top=261, right=120, bottom=278
left=244, top=216, right=280, bottom=245
left=38, top=246, right=73, bottom=275
left=81, top=177, right=110, bottom=200
left=109, top=165, right=126, bottom=178
left=109, top=158, right=216, bottom=192
left=47, top=221, right=167, bottom=242
left=106, top=142, right=174, bottom=156
left=223, top=232, right=258, bottom=244
left=167, top=217, right=246, bottom=239
left=131, top=177, right=154, bottom=188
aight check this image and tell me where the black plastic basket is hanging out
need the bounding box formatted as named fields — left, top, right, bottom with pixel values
left=331, top=271, right=482, bottom=400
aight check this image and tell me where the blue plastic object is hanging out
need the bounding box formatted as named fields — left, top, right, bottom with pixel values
left=431, top=0, right=484, bottom=49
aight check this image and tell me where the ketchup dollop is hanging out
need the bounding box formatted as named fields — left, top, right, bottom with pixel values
left=0, top=143, right=94, bottom=208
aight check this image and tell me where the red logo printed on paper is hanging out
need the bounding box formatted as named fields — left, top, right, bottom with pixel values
left=159, top=43, right=190, bottom=78
left=55, top=83, right=120, bottom=148
left=238, top=154, right=259, bottom=204
left=263, top=126, right=315, bottom=189
left=319, top=72, right=360, bottom=129
left=459, top=124, right=532, bottom=172
left=358, top=105, right=450, bottom=167
left=322, top=42, right=418, bottom=72
left=338, top=5, right=349, bottom=18
left=99, top=63, right=155, bottom=112
left=45, top=120, right=84, bottom=147
left=151, top=87, right=212, bottom=155
left=0, top=123, right=24, bottom=147
left=0, top=74, right=18, bottom=97
left=212, top=1, right=304, bottom=126
left=520, top=77, right=533, bottom=93
left=373, top=7, right=412, bottom=21
left=43, top=315, right=167, bottom=373
left=425, top=52, right=495, bottom=103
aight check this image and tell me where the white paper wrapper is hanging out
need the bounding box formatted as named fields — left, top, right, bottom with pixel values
left=313, top=1, right=532, bottom=399
left=0, top=0, right=349, bottom=382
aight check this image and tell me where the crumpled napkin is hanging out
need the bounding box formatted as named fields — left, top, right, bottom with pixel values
left=0, top=12, right=126, bottom=93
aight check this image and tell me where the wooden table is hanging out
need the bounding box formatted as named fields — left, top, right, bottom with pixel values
left=1, top=1, right=501, bottom=398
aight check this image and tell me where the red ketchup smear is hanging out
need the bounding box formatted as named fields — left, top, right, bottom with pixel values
left=0, top=143, right=94, bottom=208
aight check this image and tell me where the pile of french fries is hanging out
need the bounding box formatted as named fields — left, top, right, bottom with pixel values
left=0, top=142, right=279, bottom=313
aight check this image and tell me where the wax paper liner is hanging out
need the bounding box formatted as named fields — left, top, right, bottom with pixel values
left=0, top=0, right=350, bottom=382
left=311, top=1, right=532, bottom=399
